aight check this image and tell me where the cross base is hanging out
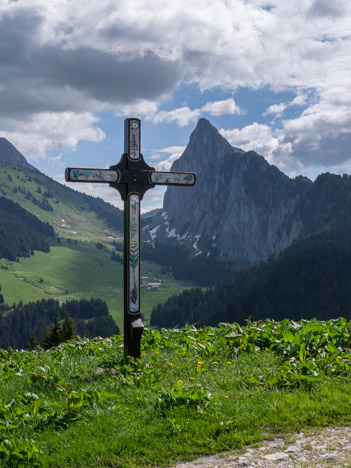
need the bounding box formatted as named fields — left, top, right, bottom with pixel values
left=125, top=316, right=144, bottom=359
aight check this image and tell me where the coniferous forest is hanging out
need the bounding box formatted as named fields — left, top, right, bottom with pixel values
left=151, top=224, right=351, bottom=328
left=0, top=196, right=54, bottom=260
left=0, top=297, right=119, bottom=349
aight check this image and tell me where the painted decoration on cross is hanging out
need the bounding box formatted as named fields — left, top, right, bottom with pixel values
left=66, top=168, right=119, bottom=183
left=128, top=193, right=140, bottom=313
left=127, top=119, right=141, bottom=160
left=150, top=171, right=196, bottom=186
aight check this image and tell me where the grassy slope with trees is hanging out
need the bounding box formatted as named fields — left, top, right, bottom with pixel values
left=0, top=196, right=55, bottom=261
left=0, top=162, right=196, bottom=328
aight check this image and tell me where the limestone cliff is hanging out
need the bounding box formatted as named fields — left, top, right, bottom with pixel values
left=143, top=119, right=308, bottom=269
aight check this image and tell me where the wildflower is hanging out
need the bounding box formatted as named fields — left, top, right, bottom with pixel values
left=198, top=361, right=203, bottom=365
left=168, top=363, right=173, bottom=366
left=213, top=361, right=218, bottom=364
left=226, top=361, right=231, bottom=365
left=178, top=380, right=183, bottom=384
left=190, top=377, right=195, bottom=380
left=155, top=351, right=159, bottom=354
left=225, top=395, right=229, bottom=398
left=338, top=356, right=342, bottom=359
left=32, top=372, right=37, bottom=375
left=42, top=376, right=47, bottom=379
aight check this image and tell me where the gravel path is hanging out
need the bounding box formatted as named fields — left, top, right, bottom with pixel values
left=168, top=426, right=351, bottom=467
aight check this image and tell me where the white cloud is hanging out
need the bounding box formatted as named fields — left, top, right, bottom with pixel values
left=147, top=107, right=201, bottom=127
left=158, top=146, right=186, bottom=154
left=114, top=100, right=158, bottom=117
left=56, top=177, right=124, bottom=210
left=153, top=146, right=186, bottom=171
left=0, top=112, right=105, bottom=160
left=142, top=187, right=167, bottom=213
left=290, top=94, right=308, bottom=106
left=263, top=93, right=309, bottom=117
left=263, top=103, right=287, bottom=117
left=149, top=154, right=163, bottom=160
left=221, top=88, right=351, bottom=174
left=147, top=99, right=241, bottom=127
left=202, top=98, right=241, bottom=117
left=220, top=123, right=282, bottom=163
left=0, top=0, right=350, bottom=174
left=280, top=97, right=351, bottom=167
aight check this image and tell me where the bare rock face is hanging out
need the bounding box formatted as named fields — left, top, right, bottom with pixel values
left=0, top=137, right=38, bottom=172
left=143, top=119, right=307, bottom=267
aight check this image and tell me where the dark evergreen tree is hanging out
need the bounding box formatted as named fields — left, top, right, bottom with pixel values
left=27, top=331, right=38, bottom=350
left=60, top=312, right=76, bottom=342
left=42, top=312, right=62, bottom=349
left=0, top=297, right=119, bottom=349
left=0, top=197, right=54, bottom=260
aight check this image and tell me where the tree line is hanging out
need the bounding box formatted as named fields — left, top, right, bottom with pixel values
left=0, top=197, right=54, bottom=260
left=151, top=223, right=351, bottom=328
left=0, top=297, right=120, bottom=350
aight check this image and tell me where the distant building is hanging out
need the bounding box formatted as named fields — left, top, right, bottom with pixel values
left=147, top=282, right=161, bottom=290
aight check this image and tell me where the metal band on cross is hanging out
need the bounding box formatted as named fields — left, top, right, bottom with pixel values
left=65, top=118, right=196, bottom=358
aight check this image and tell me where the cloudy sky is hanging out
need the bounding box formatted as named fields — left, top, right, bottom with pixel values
left=1, top=0, right=350, bottom=211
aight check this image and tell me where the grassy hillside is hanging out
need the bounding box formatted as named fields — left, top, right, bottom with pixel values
left=0, top=162, right=196, bottom=327
left=0, top=242, right=195, bottom=326
left=1, top=319, right=351, bottom=466
left=0, top=161, right=123, bottom=244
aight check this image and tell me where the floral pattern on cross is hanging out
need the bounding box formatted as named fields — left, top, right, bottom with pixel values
left=129, top=194, right=140, bottom=313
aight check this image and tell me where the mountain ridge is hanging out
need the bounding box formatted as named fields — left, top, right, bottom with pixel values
left=0, top=137, right=38, bottom=172
left=143, top=119, right=351, bottom=284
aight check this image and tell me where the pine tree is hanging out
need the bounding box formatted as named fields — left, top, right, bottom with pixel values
left=27, top=331, right=38, bottom=350
left=61, top=312, right=76, bottom=342
left=42, top=312, right=62, bottom=349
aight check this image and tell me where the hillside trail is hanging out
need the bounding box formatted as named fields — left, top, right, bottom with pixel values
left=168, top=426, right=351, bottom=467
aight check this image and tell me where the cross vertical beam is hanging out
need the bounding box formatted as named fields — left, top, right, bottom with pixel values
left=124, top=192, right=143, bottom=357
left=123, top=118, right=143, bottom=358
left=65, top=117, right=196, bottom=358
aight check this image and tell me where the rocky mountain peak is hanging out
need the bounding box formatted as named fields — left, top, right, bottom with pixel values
left=171, top=118, right=238, bottom=173
left=143, top=119, right=306, bottom=277
left=0, top=137, right=38, bottom=172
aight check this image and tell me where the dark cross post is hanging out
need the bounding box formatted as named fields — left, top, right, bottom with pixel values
left=65, top=118, right=196, bottom=358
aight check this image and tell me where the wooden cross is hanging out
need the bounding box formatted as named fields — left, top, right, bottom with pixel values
left=65, top=118, right=196, bottom=358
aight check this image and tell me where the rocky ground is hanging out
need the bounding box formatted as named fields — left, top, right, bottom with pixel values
left=169, top=426, right=351, bottom=467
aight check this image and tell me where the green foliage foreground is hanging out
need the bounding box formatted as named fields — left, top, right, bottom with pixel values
left=1, top=318, right=351, bottom=467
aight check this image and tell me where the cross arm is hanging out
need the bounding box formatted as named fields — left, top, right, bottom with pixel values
left=65, top=167, right=120, bottom=183
left=149, top=171, right=196, bottom=186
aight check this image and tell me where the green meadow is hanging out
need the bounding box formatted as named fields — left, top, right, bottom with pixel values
left=0, top=243, right=195, bottom=327
left=1, top=318, right=351, bottom=466
left=0, top=162, right=115, bottom=243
